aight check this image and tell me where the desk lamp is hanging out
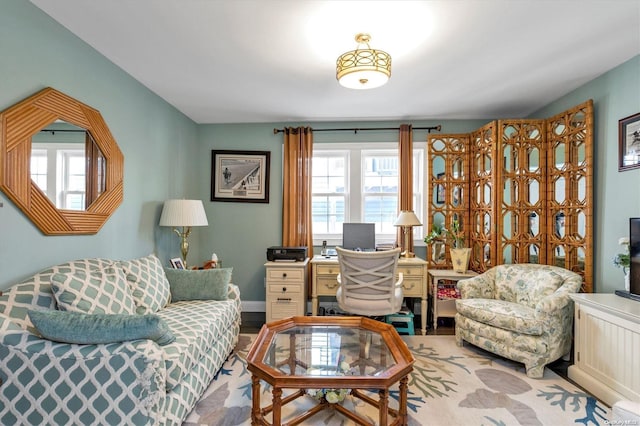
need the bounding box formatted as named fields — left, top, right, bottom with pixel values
left=394, top=210, right=422, bottom=258
left=159, top=199, right=208, bottom=268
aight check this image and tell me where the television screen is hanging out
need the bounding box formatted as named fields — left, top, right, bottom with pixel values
left=629, top=218, right=640, bottom=296
left=342, top=223, right=375, bottom=251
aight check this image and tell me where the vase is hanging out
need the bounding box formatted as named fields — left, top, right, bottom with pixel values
left=625, top=272, right=630, bottom=292
left=450, top=248, right=472, bottom=273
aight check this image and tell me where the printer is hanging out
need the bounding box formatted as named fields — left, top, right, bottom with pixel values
left=266, top=246, right=307, bottom=262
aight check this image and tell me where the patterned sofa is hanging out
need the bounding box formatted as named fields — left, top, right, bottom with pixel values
left=454, top=263, right=582, bottom=378
left=0, top=255, right=241, bottom=425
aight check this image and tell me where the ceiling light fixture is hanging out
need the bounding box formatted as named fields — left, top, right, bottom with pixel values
left=336, top=33, right=391, bottom=90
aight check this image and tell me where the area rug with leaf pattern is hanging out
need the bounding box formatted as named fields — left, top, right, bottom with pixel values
left=184, top=334, right=609, bottom=426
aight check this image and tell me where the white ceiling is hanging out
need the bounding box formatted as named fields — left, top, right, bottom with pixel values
left=30, top=0, right=640, bottom=124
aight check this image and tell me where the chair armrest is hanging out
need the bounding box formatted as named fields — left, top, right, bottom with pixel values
left=395, top=272, right=404, bottom=287
left=457, top=270, right=495, bottom=299
left=0, top=314, right=166, bottom=424
left=534, top=275, right=582, bottom=315
left=535, top=289, right=576, bottom=317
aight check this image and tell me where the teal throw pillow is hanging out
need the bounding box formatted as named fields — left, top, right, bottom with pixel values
left=28, top=310, right=175, bottom=345
left=164, top=268, right=232, bottom=302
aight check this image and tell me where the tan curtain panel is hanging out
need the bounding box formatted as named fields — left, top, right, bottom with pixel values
left=398, top=124, right=414, bottom=249
left=282, top=126, right=314, bottom=261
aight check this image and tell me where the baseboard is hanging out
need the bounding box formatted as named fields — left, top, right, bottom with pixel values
left=241, top=300, right=266, bottom=312
left=568, top=365, right=626, bottom=407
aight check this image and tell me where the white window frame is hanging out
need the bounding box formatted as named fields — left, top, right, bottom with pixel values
left=30, top=143, right=85, bottom=210
left=312, top=142, right=425, bottom=247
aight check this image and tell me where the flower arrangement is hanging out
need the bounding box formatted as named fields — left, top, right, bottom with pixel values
left=613, top=237, right=630, bottom=274
left=306, top=356, right=352, bottom=404
left=423, top=219, right=465, bottom=249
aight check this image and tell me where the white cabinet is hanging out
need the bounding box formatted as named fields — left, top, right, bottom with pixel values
left=264, top=259, right=309, bottom=322
left=568, top=294, right=640, bottom=406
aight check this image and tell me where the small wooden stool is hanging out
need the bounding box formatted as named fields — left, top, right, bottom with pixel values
left=385, top=311, right=415, bottom=335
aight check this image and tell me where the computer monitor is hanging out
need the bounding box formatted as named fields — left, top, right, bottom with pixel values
left=629, top=218, right=640, bottom=296
left=617, top=218, right=640, bottom=301
left=342, top=223, right=375, bottom=251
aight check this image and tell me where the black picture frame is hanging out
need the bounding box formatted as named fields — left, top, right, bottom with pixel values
left=436, top=172, right=445, bottom=204
left=619, top=112, right=640, bottom=172
left=211, top=150, right=270, bottom=203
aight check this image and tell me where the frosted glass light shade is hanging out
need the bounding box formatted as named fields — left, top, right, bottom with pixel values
left=159, top=199, right=208, bottom=227
left=336, top=33, right=391, bottom=90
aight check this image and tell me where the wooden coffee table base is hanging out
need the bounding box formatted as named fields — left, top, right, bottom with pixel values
left=246, top=317, right=414, bottom=426
left=250, top=375, right=410, bottom=426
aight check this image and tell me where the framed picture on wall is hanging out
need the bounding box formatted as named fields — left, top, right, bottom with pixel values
left=211, top=150, right=270, bottom=203
left=619, top=112, right=640, bottom=172
left=436, top=172, right=445, bottom=204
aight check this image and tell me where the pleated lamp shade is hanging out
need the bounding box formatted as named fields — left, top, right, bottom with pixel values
left=393, top=210, right=422, bottom=227
left=159, top=199, right=208, bottom=227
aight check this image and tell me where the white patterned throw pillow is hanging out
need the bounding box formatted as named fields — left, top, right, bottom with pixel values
left=119, top=254, right=171, bottom=314
left=0, top=258, right=115, bottom=331
left=51, top=266, right=137, bottom=314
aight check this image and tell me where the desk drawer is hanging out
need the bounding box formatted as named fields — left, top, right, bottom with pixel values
left=315, top=265, right=339, bottom=276
left=401, top=276, right=422, bottom=296
left=268, top=284, right=302, bottom=294
left=316, top=277, right=339, bottom=295
left=398, top=265, right=424, bottom=277
left=267, top=268, right=304, bottom=282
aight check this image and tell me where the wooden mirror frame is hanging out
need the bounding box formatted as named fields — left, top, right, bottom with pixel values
left=0, top=87, right=124, bottom=235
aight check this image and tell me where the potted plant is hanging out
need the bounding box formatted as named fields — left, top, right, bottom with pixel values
left=613, top=237, right=630, bottom=291
left=424, top=219, right=471, bottom=272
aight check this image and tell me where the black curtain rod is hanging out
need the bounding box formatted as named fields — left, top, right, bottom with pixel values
left=273, top=125, right=441, bottom=135
left=40, top=129, right=86, bottom=133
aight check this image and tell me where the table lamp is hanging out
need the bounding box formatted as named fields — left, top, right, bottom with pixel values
left=394, top=210, right=422, bottom=258
left=159, top=199, right=208, bottom=267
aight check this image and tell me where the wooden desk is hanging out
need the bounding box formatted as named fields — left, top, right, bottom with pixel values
left=310, top=255, right=428, bottom=335
left=427, top=269, right=477, bottom=329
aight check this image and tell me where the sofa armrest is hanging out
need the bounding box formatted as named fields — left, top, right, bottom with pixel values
left=0, top=313, right=166, bottom=424
left=457, top=269, right=496, bottom=299
left=228, top=283, right=241, bottom=304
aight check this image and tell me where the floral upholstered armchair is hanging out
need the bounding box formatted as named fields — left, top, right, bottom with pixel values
left=454, top=264, right=582, bottom=378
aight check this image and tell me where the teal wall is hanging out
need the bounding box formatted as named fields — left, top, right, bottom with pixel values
left=531, top=55, right=640, bottom=293
left=0, top=2, right=200, bottom=289
left=196, top=120, right=486, bottom=303
left=1, top=1, right=637, bottom=300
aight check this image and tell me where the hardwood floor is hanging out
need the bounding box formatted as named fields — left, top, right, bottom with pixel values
left=239, top=312, right=570, bottom=379
left=242, top=313, right=457, bottom=335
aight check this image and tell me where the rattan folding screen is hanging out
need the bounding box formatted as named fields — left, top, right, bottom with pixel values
left=427, top=100, right=593, bottom=292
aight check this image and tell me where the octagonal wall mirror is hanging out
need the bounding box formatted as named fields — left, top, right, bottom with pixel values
left=0, top=87, right=123, bottom=235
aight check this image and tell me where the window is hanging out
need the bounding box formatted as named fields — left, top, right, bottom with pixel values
left=30, top=143, right=85, bottom=210
left=312, top=142, right=424, bottom=246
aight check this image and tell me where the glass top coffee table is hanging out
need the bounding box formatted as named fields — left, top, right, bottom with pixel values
left=246, top=316, right=415, bottom=426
